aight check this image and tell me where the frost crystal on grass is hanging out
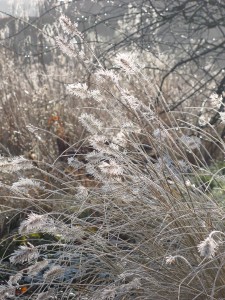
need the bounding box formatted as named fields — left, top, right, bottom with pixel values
left=76, top=185, right=88, bottom=200
left=12, top=178, right=42, bottom=194
left=0, top=156, right=33, bottom=173
left=86, top=150, right=104, bottom=163
left=121, top=93, right=141, bottom=110
left=43, top=265, right=64, bottom=281
left=114, top=52, right=138, bottom=74
left=59, top=15, right=83, bottom=39
left=19, top=213, right=53, bottom=234
left=27, top=260, right=49, bottom=276
left=8, top=272, right=23, bottom=285
left=26, top=124, right=37, bottom=133
left=95, top=69, right=118, bottom=83
left=67, top=83, right=89, bottom=99
left=112, top=131, right=127, bottom=147
left=89, top=135, right=108, bottom=152
left=197, top=236, right=218, bottom=259
left=122, top=121, right=141, bottom=133
left=79, top=113, right=103, bottom=134
left=198, top=114, right=208, bottom=126
left=68, top=157, right=84, bottom=169
left=56, top=36, right=77, bottom=57
left=89, top=89, right=105, bottom=102
left=165, top=255, right=176, bottom=265
left=99, top=160, right=123, bottom=176
left=209, top=92, right=222, bottom=108
left=10, top=244, right=39, bottom=264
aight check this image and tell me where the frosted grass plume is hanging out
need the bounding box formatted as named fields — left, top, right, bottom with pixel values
left=197, top=231, right=221, bottom=259
left=19, top=213, right=53, bottom=235
left=10, top=243, right=39, bottom=264
left=59, top=14, right=84, bottom=39
left=0, top=156, right=33, bottom=173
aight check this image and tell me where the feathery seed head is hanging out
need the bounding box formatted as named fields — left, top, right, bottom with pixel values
left=114, top=52, right=138, bottom=74
left=59, top=15, right=83, bottom=39
left=197, top=236, right=218, bottom=259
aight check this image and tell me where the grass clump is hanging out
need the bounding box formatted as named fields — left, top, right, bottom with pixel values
left=1, top=14, right=225, bottom=300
